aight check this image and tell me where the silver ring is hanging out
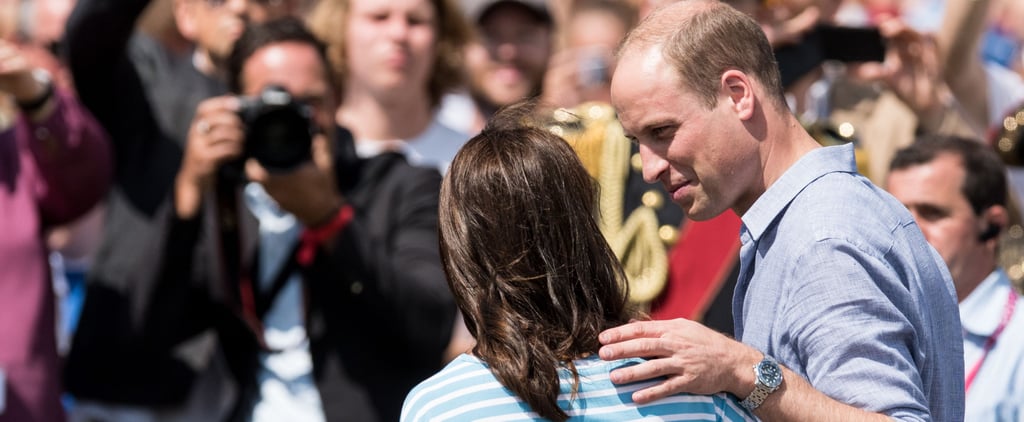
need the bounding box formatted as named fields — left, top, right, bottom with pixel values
left=197, top=120, right=211, bottom=134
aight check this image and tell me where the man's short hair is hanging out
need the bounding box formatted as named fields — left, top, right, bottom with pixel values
left=618, top=0, right=786, bottom=110
left=890, top=134, right=1008, bottom=215
left=226, top=17, right=335, bottom=95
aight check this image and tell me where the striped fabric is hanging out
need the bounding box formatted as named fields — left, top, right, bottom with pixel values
left=401, top=354, right=756, bottom=421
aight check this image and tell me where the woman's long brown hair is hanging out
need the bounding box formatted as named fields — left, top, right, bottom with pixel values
left=438, top=104, right=635, bottom=421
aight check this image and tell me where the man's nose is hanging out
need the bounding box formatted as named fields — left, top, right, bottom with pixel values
left=638, top=143, right=669, bottom=184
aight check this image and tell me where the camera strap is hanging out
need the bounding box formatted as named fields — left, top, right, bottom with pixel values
left=214, top=180, right=300, bottom=354
left=236, top=245, right=302, bottom=354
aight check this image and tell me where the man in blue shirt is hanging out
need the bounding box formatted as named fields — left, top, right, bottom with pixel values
left=598, top=1, right=964, bottom=421
left=888, top=134, right=1024, bottom=421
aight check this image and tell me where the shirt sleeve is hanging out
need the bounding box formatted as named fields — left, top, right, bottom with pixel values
left=783, top=238, right=931, bottom=422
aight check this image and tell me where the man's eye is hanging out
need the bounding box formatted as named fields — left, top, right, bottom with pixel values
left=652, top=126, right=674, bottom=140
left=916, top=206, right=947, bottom=222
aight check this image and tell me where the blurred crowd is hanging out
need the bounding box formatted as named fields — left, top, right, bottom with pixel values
left=0, top=0, right=1023, bottom=420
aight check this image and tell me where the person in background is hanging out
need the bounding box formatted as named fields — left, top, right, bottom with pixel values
left=61, top=0, right=302, bottom=419
left=0, top=40, right=111, bottom=422
left=401, top=103, right=755, bottom=421
left=172, top=16, right=456, bottom=421
left=887, top=134, right=1024, bottom=421
left=598, top=1, right=964, bottom=420
left=307, top=0, right=471, bottom=174
left=440, top=0, right=554, bottom=135
left=540, top=0, right=636, bottom=109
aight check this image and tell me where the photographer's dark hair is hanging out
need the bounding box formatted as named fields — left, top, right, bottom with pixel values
left=438, top=102, right=636, bottom=421
left=890, top=134, right=1007, bottom=215
left=226, top=17, right=336, bottom=95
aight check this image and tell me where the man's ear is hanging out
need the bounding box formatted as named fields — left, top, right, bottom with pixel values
left=980, top=204, right=1011, bottom=243
left=174, top=0, right=199, bottom=40
left=721, top=69, right=754, bottom=121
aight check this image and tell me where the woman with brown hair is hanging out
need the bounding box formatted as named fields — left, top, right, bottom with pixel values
left=400, top=104, right=755, bottom=421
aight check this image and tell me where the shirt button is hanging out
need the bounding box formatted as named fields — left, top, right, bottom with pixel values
left=350, top=281, right=363, bottom=295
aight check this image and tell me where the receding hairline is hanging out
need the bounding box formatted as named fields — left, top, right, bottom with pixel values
left=617, top=0, right=717, bottom=58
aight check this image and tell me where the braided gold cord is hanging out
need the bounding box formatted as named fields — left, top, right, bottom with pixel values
left=554, top=102, right=669, bottom=306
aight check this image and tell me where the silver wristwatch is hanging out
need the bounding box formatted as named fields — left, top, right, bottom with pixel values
left=739, top=354, right=783, bottom=411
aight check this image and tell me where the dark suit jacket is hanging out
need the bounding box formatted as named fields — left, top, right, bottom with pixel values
left=162, top=134, right=456, bottom=422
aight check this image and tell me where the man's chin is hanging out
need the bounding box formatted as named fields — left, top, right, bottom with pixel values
left=681, top=203, right=726, bottom=222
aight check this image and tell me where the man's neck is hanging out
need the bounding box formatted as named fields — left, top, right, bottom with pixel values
left=958, top=264, right=999, bottom=303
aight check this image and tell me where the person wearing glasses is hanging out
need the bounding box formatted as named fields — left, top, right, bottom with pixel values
left=61, top=0, right=301, bottom=420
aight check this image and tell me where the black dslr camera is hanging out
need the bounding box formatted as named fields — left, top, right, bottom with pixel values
left=238, top=85, right=317, bottom=171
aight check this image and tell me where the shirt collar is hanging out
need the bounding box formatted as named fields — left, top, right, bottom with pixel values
left=741, top=143, right=858, bottom=242
left=960, top=269, right=1017, bottom=336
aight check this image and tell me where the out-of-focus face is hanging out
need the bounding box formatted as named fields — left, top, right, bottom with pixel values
left=177, top=0, right=296, bottom=61
left=33, top=0, right=76, bottom=46
left=886, top=153, right=990, bottom=300
left=344, top=0, right=438, bottom=102
left=611, top=45, right=762, bottom=220
left=241, top=41, right=337, bottom=145
left=465, top=3, right=552, bottom=108
left=566, top=8, right=627, bottom=52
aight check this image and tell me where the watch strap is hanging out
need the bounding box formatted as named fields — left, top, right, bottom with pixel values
left=739, top=384, right=773, bottom=411
left=739, top=355, right=782, bottom=411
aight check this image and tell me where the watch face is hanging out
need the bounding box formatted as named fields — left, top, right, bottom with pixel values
left=757, top=360, right=783, bottom=388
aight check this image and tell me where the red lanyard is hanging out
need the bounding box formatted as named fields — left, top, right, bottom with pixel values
left=964, top=290, right=1018, bottom=393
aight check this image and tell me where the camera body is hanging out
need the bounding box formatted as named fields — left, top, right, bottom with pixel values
left=237, top=85, right=316, bottom=172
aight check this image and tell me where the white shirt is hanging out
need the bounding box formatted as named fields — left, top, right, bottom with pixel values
left=961, top=269, right=1024, bottom=421
left=244, top=183, right=325, bottom=422
left=356, top=116, right=471, bottom=174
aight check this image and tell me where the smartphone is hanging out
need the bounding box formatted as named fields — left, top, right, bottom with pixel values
left=775, top=24, right=886, bottom=88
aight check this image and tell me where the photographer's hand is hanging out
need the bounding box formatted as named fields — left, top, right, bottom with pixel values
left=245, top=134, right=344, bottom=228
left=175, top=96, right=244, bottom=219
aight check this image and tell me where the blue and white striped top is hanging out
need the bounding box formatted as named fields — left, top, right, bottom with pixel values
left=401, top=354, right=755, bottom=421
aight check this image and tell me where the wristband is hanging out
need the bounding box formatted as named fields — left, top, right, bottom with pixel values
left=296, top=204, right=354, bottom=266
left=17, top=70, right=54, bottom=114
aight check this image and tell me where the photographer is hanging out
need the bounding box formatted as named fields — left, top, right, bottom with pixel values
left=171, top=17, right=455, bottom=421
left=62, top=0, right=303, bottom=418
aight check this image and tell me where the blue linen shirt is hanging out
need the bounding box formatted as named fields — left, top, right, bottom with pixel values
left=734, top=144, right=964, bottom=421
left=961, top=269, right=1024, bottom=421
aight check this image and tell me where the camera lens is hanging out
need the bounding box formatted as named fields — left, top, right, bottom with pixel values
left=245, top=107, right=313, bottom=171
left=238, top=85, right=315, bottom=172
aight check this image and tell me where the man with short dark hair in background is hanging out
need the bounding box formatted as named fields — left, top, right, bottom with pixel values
left=171, top=17, right=454, bottom=421
left=887, top=135, right=1024, bottom=421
